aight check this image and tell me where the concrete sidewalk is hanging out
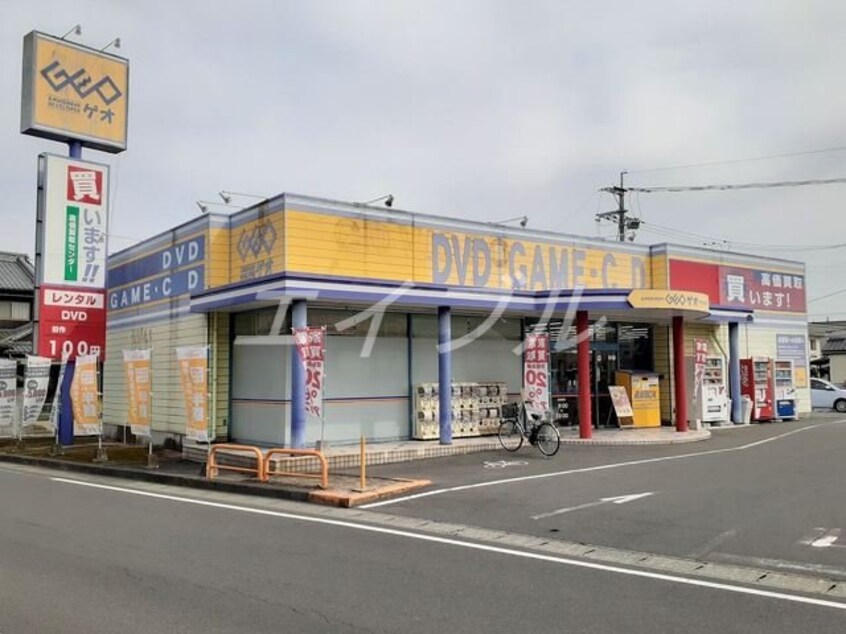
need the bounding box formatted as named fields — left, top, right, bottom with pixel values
left=183, top=425, right=712, bottom=479
left=0, top=424, right=713, bottom=508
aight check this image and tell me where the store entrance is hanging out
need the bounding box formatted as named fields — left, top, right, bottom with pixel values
left=591, top=345, right=618, bottom=427
left=538, top=320, right=654, bottom=429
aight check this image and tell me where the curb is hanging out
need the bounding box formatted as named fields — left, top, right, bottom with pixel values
left=309, top=479, right=433, bottom=508
left=0, top=452, right=310, bottom=501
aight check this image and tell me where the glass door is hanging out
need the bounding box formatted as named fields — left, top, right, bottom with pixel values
left=592, top=347, right=619, bottom=427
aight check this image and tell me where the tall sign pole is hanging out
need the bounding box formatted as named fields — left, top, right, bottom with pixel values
left=21, top=30, right=129, bottom=446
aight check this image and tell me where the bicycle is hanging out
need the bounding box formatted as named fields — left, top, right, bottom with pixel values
left=497, top=401, right=561, bottom=456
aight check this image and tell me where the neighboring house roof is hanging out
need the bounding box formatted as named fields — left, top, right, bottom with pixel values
left=0, top=252, right=35, bottom=291
left=0, top=322, right=32, bottom=357
left=823, top=337, right=846, bottom=355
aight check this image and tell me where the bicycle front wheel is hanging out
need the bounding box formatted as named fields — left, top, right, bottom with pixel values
left=535, top=422, right=560, bottom=457
left=498, top=420, right=524, bottom=452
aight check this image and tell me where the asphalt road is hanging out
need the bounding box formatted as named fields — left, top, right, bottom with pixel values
left=359, top=415, right=846, bottom=580
left=1, top=457, right=845, bottom=633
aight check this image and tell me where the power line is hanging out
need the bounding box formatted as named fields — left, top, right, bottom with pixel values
left=629, top=176, right=846, bottom=194
left=597, top=171, right=846, bottom=249
left=628, top=145, right=846, bottom=175
left=638, top=220, right=846, bottom=252
left=808, top=286, right=846, bottom=304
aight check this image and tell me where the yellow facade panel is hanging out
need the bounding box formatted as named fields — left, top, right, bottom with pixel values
left=207, top=227, right=230, bottom=288
left=651, top=254, right=669, bottom=290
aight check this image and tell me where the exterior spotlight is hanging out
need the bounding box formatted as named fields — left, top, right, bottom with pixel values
left=219, top=190, right=267, bottom=202
left=60, top=25, right=82, bottom=40
left=101, top=37, right=121, bottom=52
left=198, top=200, right=240, bottom=213
left=491, top=215, right=529, bottom=228
left=362, top=194, right=394, bottom=207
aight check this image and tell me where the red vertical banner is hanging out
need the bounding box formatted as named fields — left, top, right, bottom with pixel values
left=523, top=333, right=550, bottom=416
left=293, top=327, right=326, bottom=418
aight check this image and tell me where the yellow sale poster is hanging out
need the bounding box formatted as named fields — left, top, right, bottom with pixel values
left=123, top=349, right=152, bottom=437
left=176, top=346, right=208, bottom=442
left=71, top=354, right=100, bottom=436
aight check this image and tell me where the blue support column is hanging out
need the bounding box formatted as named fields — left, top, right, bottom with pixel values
left=729, top=322, right=742, bottom=424
left=290, top=299, right=307, bottom=448
left=58, top=362, right=75, bottom=445
left=437, top=306, right=452, bottom=445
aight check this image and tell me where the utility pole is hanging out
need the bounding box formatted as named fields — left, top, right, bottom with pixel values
left=597, top=171, right=638, bottom=242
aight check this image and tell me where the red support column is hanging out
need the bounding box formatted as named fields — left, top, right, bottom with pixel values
left=673, top=316, right=689, bottom=433
left=577, top=310, right=592, bottom=439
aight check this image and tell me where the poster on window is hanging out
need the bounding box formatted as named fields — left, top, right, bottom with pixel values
left=71, top=354, right=100, bottom=436
left=22, top=355, right=52, bottom=432
left=523, top=333, right=550, bottom=416
left=176, top=346, right=209, bottom=442
left=124, top=349, right=152, bottom=437
left=694, top=339, right=708, bottom=399
left=0, top=359, right=17, bottom=437
left=776, top=334, right=809, bottom=388
left=293, top=327, right=326, bottom=418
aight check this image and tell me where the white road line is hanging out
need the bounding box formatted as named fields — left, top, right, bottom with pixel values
left=532, top=492, right=654, bottom=520
left=811, top=529, right=843, bottom=549
left=51, top=476, right=846, bottom=612
left=361, top=419, right=846, bottom=509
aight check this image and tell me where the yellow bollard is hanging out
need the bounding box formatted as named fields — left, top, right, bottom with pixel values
left=360, top=434, right=367, bottom=490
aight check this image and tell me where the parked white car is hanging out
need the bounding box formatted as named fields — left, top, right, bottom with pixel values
left=810, top=378, right=846, bottom=412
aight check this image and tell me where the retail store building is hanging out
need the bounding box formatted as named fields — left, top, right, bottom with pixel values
left=102, top=193, right=811, bottom=446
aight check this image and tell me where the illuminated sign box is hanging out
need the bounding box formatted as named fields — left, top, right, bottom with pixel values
left=21, top=31, right=129, bottom=153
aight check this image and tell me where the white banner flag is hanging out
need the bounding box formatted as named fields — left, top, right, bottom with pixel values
left=176, top=346, right=209, bottom=442
left=71, top=354, right=100, bottom=436
left=0, top=359, right=17, bottom=437
left=124, top=349, right=152, bottom=437
left=22, top=356, right=52, bottom=431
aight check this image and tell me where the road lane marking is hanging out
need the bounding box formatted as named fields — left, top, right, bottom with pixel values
left=689, top=529, right=738, bottom=559
left=810, top=529, right=843, bottom=549
left=532, top=492, right=654, bottom=520
left=51, top=476, right=846, bottom=612
left=361, top=419, right=846, bottom=509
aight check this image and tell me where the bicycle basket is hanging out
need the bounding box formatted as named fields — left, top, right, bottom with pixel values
left=501, top=402, right=520, bottom=419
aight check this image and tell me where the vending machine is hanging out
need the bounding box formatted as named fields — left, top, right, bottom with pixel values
left=773, top=359, right=797, bottom=420
left=689, top=356, right=729, bottom=423
left=740, top=358, right=774, bottom=421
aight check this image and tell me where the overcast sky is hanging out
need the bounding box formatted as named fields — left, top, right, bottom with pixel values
left=3, top=1, right=846, bottom=318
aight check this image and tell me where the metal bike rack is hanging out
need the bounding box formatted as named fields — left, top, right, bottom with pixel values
left=206, top=444, right=266, bottom=482
left=264, top=448, right=329, bottom=489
